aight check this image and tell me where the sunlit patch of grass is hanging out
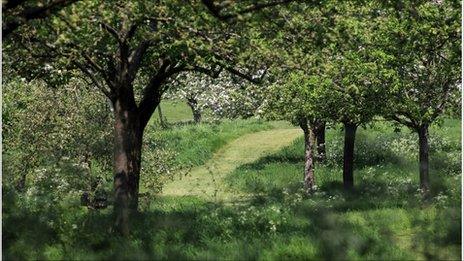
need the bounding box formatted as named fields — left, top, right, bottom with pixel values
left=149, top=99, right=193, bottom=124
left=146, top=118, right=274, bottom=169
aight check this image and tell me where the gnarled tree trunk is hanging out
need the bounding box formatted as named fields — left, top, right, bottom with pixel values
left=300, top=120, right=315, bottom=192
left=417, top=124, right=430, bottom=194
left=112, top=99, right=143, bottom=236
left=312, top=121, right=326, bottom=163
left=187, top=97, right=202, bottom=123
left=343, top=122, right=357, bottom=189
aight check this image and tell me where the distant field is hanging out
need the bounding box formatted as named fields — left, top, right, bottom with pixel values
left=151, top=99, right=193, bottom=124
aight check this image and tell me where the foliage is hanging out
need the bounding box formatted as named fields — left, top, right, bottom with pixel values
left=262, top=1, right=397, bottom=126
left=380, top=0, right=461, bottom=128
left=3, top=2, right=278, bottom=227
left=3, top=0, right=269, bottom=100
left=3, top=0, right=81, bottom=37
left=166, top=71, right=267, bottom=120
left=2, top=0, right=462, bottom=258
left=263, top=71, right=332, bottom=125
left=228, top=119, right=461, bottom=197
left=3, top=78, right=113, bottom=199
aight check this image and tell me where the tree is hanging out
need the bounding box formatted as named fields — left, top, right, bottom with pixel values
left=261, top=1, right=397, bottom=189
left=381, top=0, right=461, bottom=195
left=166, top=72, right=223, bottom=124
left=316, top=3, right=396, bottom=189
left=3, top=0, right=284, bottom=235
left=166, top=70, right=267, bottom=123
left=264, top=72, right=333, bottom=192
left=324, top=50, right=397, bottom=189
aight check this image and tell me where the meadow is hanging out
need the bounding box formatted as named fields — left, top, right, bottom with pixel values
left=3, top=101, right=460, bottom=260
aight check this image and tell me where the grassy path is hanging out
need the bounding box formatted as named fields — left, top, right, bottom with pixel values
left=162, top=128, right=301, bottom=202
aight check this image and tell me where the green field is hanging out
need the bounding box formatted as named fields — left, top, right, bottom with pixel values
left=152, top=100, right=194, bottom=124
left=4, top=101, right=460, bottom=260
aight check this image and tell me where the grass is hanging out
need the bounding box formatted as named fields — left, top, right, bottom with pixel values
left=162, top=128, right=301, bottom=201
left=146, top=119, right=279, bottom=168
left=145, top=99, right=291, bottom=169
left=152, top=99, right=193, bottom=123
left=221, top=118, right=461, bottom=259
left=3, top=118, right=460, bottom=260
left=140, top=118, right=292, bottom=195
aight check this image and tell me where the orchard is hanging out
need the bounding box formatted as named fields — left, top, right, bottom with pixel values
left=3, top=0, right=461, bottom=259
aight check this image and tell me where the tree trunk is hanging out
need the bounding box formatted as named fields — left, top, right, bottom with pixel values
left=343, top=122, right=357, bottom=189
left=300, top=121, right=315, bottom=192
left=312, top=121, right=326, bottom=162
left=192, top=108, right=202, bottom=123
left=157, top=104, right=166, bottom=128
left=112, top=99, right=143, bottom=236
left=187, top=97, right=202, bottom=123
left=418, top=124, right=430, bottom=194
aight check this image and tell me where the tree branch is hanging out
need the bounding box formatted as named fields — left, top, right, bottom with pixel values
left=80, top=52, right=115, bottom=90
left=429, top=78, right=455, bottom=122
left=3, top=0, right=79, bottom=37
left=100, top=22, right=122, bottom=43
left=125, top=23, right=139, bottom=42
left=182, top=65, right=223, bottom=78
left=211, top=52, right=269, bottom=84
left=128, top=40, right=153, bottom=82
left=390, top=114, right=417, bottom=130
left=224, top=66, right=268, bottom=84
left=73, top=61, right=113, bottom=99
left=202, top=0, right=299, bottom=22
left=138, top=60, right=186, bottom=128
left=3, top=0, right=27, bottom=11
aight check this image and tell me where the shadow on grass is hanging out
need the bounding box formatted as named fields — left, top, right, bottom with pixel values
left=3, top=179, right=461, bottom=260
left=4, top=123, right=461, bottom=260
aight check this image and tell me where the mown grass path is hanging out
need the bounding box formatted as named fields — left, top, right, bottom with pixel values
left=162, top=128, right=301, bottom=201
